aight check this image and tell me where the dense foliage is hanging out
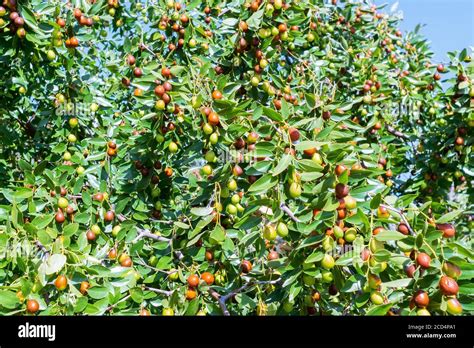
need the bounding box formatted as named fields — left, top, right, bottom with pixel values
left=0, top=0, right=472, bottom=316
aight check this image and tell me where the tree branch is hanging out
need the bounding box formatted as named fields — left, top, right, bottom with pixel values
left=34, top=240, right=50, bottom=259
left=144, top=286, right=173, bottom=297
left=380, top=204, right=415, bottom=235
left=385, top=125, right=409, bottom=140
left=117, top=214, right=171, bottom=243
left=134, top=229, right=171, bottom=243
left=210, top=278, right=282, bottom=316
left=105, top=294, right=131, bottom=313
left=280, top=203, right=301, bottom=223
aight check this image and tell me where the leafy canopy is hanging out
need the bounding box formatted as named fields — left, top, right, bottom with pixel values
left=0, top=0, right=472, bottom=316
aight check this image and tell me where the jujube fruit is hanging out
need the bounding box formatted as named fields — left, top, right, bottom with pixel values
left=54, top=275, right=68, bottom=291
left=413, top=290, right=429, bottom=308
left=26, top=299, right=39, bottom=314
left=439, top=276, right=459, bottom=296
left=187, top=274, right=199, bottom=288
left=416, top=253, right=431, bottom=269
left=241, top=260, right=252, bottom=273
left=201, top=272, right=214, bottom=285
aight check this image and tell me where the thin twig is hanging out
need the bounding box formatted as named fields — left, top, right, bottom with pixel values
left=280, top=203, right=301, bottom=223
left=34, top=240, right=50, bottom=259
left=105, top=294, right=131, bottom=313
left=117, top=214, right=171, bottom=243
left=144, top=286, right=173, bottom=297
left=380, top=204, right=415, bottom=235
left=386, top=124, right=409, bottom=140
left=134, top=229, right=170, bottom=243
left=211, top=278, right=282, bottom=316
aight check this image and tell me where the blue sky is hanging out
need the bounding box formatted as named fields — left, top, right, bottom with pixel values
left=374, top=0, right=474, bottom=63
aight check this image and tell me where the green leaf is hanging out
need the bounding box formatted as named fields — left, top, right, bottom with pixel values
left=366, top=303, right=393, bottom=316
left=190, top=207, right=214, bottom=217
left=31, top=215, right=54, bottom=229
left=305, top=251, right=324, bottom=263
left=262, top=107, right=283, bottom=122
left=248, top=174, right=278, bottom=192
left=272, top=154, right=292, bottom=176
left=247, top=8, right=264, bottom=29
left=209, top=225, right=226, bottom=245
left=87, top=287, right=109, bottom=300
left=383, top=278, right=413, bottom=288
left=374, top=230, right=407, bottom=242
left=373, top=249, right=391, bottom=262
left=370, top=193, right=382, bottom=210
left=12, top=188, right=34, bottom=199
left=63, top=223, right=79, bottom=237
left=130, top=288, right=144, bottom=303
left=42, top=254, right=67, bottom=275
left=0, top=291, right=19, bottom=309
left=436, top=210, right=463, bottom=224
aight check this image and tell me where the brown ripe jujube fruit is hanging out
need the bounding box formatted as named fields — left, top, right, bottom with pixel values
left=164, top=167, right=173, bottom=177
left=126, top=55, right=136, bottom=65
left=439, top=276, right=459, bottom=296
left=66, top=205, right=74, bottom=215
left=80, top=281, right=90, bottom=295
left=161, top=67, right=171, bottom=78
left=69, top=37, right=79, bottom=47
left=163, top=81, right=172, bottom=91
left=86, top=230, right=96, bottom=241
left=212, top=89, right=223, bottom=100
left=57, top=17, right=66, bottom=27
left=133, top=67, right=142, bottom=78
left=205, top=250, right=213, bottom=261
left=372, top=226, right=384, bottom=235
left=208, top=112, right=219, bottom=126
left=416, top=253, right=431, bottom=269
left=139, top=308, right=151, bottom=316
left=397, top=223, right=409, bottom=235
left=187, top=274, right=199, bottom=288
left=289, top=128, right=300, bottom=142
left=154, top=85, right=165, bottom=96
left=268, top=250, right=279, bottom=260
left=201, top=272, right=214, bottom=285
left=234, top=137, right=246, bottom=150
left=108, top=248, right=117, bottom=259
left=79, top=15, right=88, bottom=26
left=405, top=264, right=416, bottom=278
left=413, top=290, right=429, bottom=308
left=312, top=290, right=321, bottom=302
left=335, top=183, right=349, bottom=199
left=186, top=288, right=197, bottom=300
left=55, top=209, right=65, bottom=223
left=361, top=248, right=371, bottom=261
left=74, top=8, right=82, bottom=20
left=26, top=299, right=39, bottom=314
left=241, top=260, right=252, bottom=273
left=436, top=223, right=455, bottom=238
left=120, top=255, right=132, bottom=267
left=54, top=275, right=68, bottom=291
left=104, top=210, right=115, bottom=222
